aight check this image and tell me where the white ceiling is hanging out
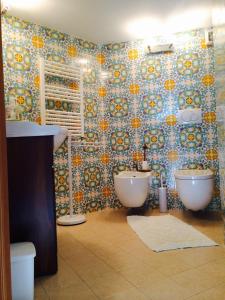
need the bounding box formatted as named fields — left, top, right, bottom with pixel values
left=8, top=0, right=215, bottom=44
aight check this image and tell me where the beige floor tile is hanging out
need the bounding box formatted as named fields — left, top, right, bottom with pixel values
left=47, top=283, right=98, bottom=300
left=70, top=259, right=115, bottom=285
left=40, top=258, right=84, bottom=292
left=187, top=282, right=225, bottom=300
left=138, top=277, right=195, bottom=300
left=174, top=246, right=225, bottom=268
left=36, top=208, right=224, bottom=300
left=35, top=278, right=49, bottom=299
left=156, top=259, right=192, bottom=276
left=103, top=287, right=149, bottom=300
left=88, top=271, right=134, bottom=298
left=119, top=264, right=166, bottom=288
left=103, top=251, right=143, bottom=271
left=171, top=264, right=224, bottom=295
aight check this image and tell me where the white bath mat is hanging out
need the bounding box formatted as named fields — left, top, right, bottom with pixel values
left=127, top=215, right=218, bottom=252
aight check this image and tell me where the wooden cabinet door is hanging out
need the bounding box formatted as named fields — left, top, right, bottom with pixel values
left=7, top=136, right=58, bottom=277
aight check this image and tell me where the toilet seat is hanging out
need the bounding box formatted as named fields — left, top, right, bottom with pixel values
left=174, top=169, right=213, bottom=180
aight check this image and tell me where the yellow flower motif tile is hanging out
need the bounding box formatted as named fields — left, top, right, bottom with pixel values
left=131, top=118, right=141, bottom=128
left=101, top=153, right=110, bottom=165
left=129, top=84, right=140, bottom=94
left=74, top=191, right=84, bottom=202
left=202, top=74, right=215, bottom=86
left=206, top=149, right=218, bottom=160
left=102, top=187, right=112, bottom=197
left=203, top=112, right=216, bottom=123
left=99, top=119, right=109, bottom=131
left=32, top=36, right=44, bottom=48
left=128, top=49, right=138, bottom=60
left=67, top=45, right=77, bottom=57
left=166, top=115, right=177, bottom=126
left=167, top=150, right=179, bottom=161
left=68, top=82, right=79, bottom=90
left=164, top=79, right=176, bottom=91
left=98, top=87, right=107, bottom=97
left=132, top=152, right=143, bottom=162
left=72, top=155, right=82, bottom=166
left=34, top=75, right=40, bottom=88
left=96, top=53, right=106, bottom=64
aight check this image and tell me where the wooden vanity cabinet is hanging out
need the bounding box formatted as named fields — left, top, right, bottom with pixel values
left=7, top=135, right=58, bottom=277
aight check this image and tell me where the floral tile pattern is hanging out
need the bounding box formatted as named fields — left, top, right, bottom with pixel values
left=2, top=14, right=221, bottom=215
left=142, top=94, right=163, bottom=115
left=180, top=127, right=202, bottom=149
left=144, top=128, right=165, bottom=150
left=177, top=53, right=200, bottom=76
left=109, top=97, right=129, bottom=117
left=6, top=45, right=31, bottom=71
left=214, top=24, right=225, bottom=237
left=178, top=90, right=202, bottom=109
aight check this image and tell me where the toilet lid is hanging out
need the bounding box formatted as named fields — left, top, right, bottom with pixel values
left=174, top=169, right=214, bottom=180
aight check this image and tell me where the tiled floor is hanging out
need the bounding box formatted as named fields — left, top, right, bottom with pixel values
left=35, top=208, right=225, bottom=300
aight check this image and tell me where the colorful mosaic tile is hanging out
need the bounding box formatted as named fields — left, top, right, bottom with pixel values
left=142, top=94, right=163, bottom=115
left=84, top=69, right=97, bottom=84
left=180, top=127, right=202, bottom=149
left=83, top=132, right=99, bottom=153
left=6, top=45, right=31, bottom=71
left=5, top=15, right=29, bottom=29
left=2, top=14, right=221, bottom=215
left=178, top=90, right=202, bottom=109
left=109, top=97, right=128, bottom=117
left=45, top=28, right=66, bottom=41
left=84, top=166, right=101, bottom=188
left=111, top=130, right=130, bottom=151
left=144, top=129, right=165, bottom=150
left=105, top=42, right=126, bottom=51
left=108, top=64, right=127, bottom=84
left=177, top=53, right=200, bottom=76
left=6, top=87, right=33, bottom=113
left=84, top=97, right=98, bottom=118
left=77, top=39, right=97, bottom=50
left=140, top=58, right=161, bottom=80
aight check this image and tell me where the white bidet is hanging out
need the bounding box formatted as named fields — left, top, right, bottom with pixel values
left=114, top=171, right=152, bottom=207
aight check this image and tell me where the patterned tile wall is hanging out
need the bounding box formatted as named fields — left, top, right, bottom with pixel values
left=100, top=32, right=220, bottom=210
left=214, top=25, right=225, bottom=224
left=2, top=14, right=221, bottom=216
left=2, top=15, right=107, bottom=216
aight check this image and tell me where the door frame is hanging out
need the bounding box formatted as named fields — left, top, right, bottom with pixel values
left=0, top=7, right=12, bottom=300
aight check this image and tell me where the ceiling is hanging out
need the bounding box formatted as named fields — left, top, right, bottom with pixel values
left=7, top=0, right=216, bottom=44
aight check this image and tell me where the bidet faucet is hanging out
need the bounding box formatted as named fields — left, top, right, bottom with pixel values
left=132, top=161, right=138, bottom=171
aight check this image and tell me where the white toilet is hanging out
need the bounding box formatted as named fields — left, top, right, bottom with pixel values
left=114, top=171, right=152, bottom=207
left=174, top=169, right=214, bottom=211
